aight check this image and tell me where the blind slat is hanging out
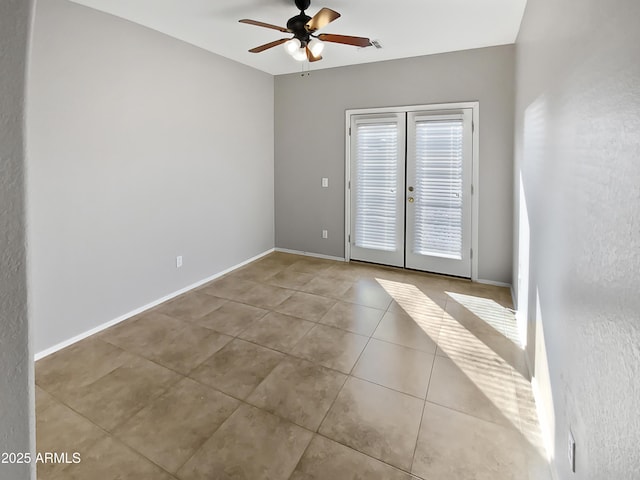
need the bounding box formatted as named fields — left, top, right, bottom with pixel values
left=354, top=122, right=398, bottom=252
left=413, top=120, right=464, bottom=259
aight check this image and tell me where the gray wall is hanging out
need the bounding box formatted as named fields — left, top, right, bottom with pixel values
left=274, top=46, right=515, bottom=283
left=0, top=0, right=35, bottom=478
left=513, top=0, right=640, bottom=478
left=28, top=0, right=274, bottom=354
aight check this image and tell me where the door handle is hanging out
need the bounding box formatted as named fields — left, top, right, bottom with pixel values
left=408, top=197, right=414, bottom=203
left=408, top=186, right=414, bottom=192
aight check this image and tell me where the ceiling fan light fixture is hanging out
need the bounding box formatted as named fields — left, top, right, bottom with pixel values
left=284, top=38, right=302, bottom=54
left=240, top=2, right=371, bottom=63
left=292, top=47, right=307, bottom=61
left=308, top=38, right=325, bottom=56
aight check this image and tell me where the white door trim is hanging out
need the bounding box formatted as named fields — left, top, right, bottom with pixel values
left=345, top=101, right=480, bottom=281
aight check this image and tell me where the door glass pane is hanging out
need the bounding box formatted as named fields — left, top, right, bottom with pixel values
left=413, top=119, right=464, bottom=259
left=354, top=122, right=398, bottom=251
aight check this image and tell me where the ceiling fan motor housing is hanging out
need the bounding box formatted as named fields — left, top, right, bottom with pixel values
left=287, top=13, right=312, bottom=44
left=294, top=0, right=311, bottom=12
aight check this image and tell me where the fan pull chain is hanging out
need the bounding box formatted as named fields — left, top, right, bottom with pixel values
left=300, top=60, right=311, bottom=77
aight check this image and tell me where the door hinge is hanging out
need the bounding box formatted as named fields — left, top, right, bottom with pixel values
left=471, top=184, right=474, bottom=195
left=348, top=234, right=351, bottom=243
left=348, top=180, right=351, bottom=189
left=472, top=121, right=475, bottom=133
left=470, top=248, right=473, bottom=259
left=348, top=127, right=351, bottom=136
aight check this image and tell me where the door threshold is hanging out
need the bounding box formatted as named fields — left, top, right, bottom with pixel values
left=348, top=259, right=471, bottom=281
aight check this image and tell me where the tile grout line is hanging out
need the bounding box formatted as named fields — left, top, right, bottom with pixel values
left=422, top=397, right=523, bottom=431
left=302, top=433, right=428, bottom=479
left=348, top=372, right=431, bottom=402
left=368, top=335, right=440, bottom=355
left=43, top=337, right=187, bottom=410
left=410, top=340, right=439, bottom=474
left=283, top=366, right=352, bottom=479
left=303, top=312, right=380, bottom=458
left=41, top=335, right=261, bottom=477
left=35, top=382, right=181, bottom=479
left=313, top=369, right=351, bottom=435
left=311, top=430, right=427, bottom=479
left=110, top=430, right=183, bottom=479
left=284, top=432, right=316, bottom=480
left=171, top=400, right=246, bottom=477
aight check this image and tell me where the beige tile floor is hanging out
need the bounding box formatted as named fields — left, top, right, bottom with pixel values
left=35, top=252, right=551, bottom=480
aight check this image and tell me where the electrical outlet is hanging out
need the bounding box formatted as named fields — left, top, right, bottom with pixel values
left=568, top=428, right=576, bottom=473
left=176, top=256, right=183, bottom=268
left=322, top=230, right=328, bottom=239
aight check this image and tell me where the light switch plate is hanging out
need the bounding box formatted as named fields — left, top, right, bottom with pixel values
left=321, top=177, right=329, bottom=188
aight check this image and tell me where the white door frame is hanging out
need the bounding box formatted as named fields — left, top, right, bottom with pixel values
left=344, top=101, right=480, bottom=281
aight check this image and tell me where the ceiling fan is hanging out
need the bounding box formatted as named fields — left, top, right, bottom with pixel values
left=239, top=0, right=371, bottom=62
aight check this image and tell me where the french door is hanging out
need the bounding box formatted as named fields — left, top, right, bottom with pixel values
left=348, top=107, right=474, bottom=278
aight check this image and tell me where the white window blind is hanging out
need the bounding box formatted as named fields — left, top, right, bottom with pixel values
left=413, top=119, right=464, bottom=259
left=354, top=122, right=399, bottom=252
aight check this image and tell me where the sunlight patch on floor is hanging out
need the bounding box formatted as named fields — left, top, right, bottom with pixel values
left=446, top=291, right=522, bottom=346
left=375, top=278, right=444, bottom=336
left=376, top=277, right=523, bottom=430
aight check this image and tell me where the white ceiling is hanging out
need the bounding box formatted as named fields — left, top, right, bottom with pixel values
left=69, top=0, right=527, bottom=75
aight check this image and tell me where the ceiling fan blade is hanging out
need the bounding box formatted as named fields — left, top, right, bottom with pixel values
left=239, top=19, right=290, bottom=33
left=305, top=8, right=341, bottom=32
left=317, top=33, right=371, bottom=47
left=306, top=46, right=323, bottom=62
left=249, top=38, right=290, bottom=53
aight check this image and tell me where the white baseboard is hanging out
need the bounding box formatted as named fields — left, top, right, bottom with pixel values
left=275, top=247, right=345, bottom=262
left=476, top=278, right=512, bottom=288
left=34, top=248, right=275, bottom=361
